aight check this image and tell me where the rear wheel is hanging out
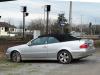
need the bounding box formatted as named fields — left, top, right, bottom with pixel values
left=57, top=50, right=72, bottom=64
left=11, top=51, right=21, bottom=63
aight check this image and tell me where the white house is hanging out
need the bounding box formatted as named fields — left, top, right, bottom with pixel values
left=16, top=29, right=40, bottom=39
left=0, top=22, right=16, bottom=36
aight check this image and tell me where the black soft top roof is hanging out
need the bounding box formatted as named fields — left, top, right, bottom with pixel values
left=39, top=33, right=80, bottom=42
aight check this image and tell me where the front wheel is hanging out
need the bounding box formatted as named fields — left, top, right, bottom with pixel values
left=11, top=51, right=21, bottom=63
left=57, top=50, right=72, bottom=64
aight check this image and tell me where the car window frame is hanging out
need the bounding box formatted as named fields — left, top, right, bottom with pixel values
left=47, top=37, right=59, bottom=44
left=28, top=37, right=48, bottom=46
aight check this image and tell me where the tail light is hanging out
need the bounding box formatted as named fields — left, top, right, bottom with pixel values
left=80, top=43, right=89, bottom=48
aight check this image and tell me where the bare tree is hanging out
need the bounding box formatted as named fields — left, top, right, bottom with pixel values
left=27, top=19, right=45, bottom=34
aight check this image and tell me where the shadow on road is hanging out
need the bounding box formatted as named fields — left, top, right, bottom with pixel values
left=21, top=60, right=58, bottom=64
left=71, top=59, right=89, bottom=64
left=19, top=59, right=90, bottom=64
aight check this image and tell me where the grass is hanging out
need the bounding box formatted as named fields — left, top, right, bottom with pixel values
left=94, top=40, right=100, bottom=47
left=0, top=58, right=38, bottom=75
left=7, top=73, right=20, bottom=75
left=0, top=57, right=25, bottom=72
left=29, top=69, right=39, bottom=73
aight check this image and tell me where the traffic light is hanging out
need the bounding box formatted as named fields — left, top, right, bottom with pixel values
left=46, top=5, right=51, bottom=11
left=22, top=6, right=29, bottom=16
left=25, top=12, right=29, bottom=16
left=23, top=6, right=27, bottom=12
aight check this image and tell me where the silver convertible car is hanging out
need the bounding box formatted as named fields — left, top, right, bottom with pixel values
left=6, top=34, right=95, bottom=64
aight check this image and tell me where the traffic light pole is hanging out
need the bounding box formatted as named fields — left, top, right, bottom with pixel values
left=45, top=5, right=51, bottom=34
left=46, top=11, right=49, bottom=34
left=23, top=12, right=25, bottom=39
left=21, top=6, right=29, bottom=40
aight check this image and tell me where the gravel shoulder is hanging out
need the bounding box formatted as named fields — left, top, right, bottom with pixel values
left=0, top=48, right=100, bottom=75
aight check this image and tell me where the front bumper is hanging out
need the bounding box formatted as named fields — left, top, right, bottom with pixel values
left=71, top=48, right=96, bottom=59
left=6, top=52, right=10, bottom=60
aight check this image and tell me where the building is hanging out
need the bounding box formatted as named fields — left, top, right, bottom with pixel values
left=0, top=22, right=16, bottom=36
left=16, top=29, right=40, bottom=39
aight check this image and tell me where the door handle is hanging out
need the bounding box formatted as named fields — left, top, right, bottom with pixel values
left=43, top=46, right=47, bottom=48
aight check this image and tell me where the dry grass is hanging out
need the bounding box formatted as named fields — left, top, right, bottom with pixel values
left=0, top=52, right=4, bottom=58
left=0, top=39, right=28, bottom=59
left=94, top=40, right=100, bottom=47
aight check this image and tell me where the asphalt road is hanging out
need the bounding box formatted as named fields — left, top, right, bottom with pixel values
left=0, top=48, right=100, bottom=75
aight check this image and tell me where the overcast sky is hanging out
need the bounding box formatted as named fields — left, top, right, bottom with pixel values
left=0, top=0, right=100, bottom=26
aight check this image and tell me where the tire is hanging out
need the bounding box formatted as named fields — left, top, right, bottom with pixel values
left=57, top=50, right=72, bottom=64
left=11, top=51, right=21, bottom=63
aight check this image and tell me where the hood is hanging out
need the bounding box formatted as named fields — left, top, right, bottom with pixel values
left=8, top=44, right=28, bottom=51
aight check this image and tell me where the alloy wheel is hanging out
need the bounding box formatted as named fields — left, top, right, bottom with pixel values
left=11, top=51, right=21, bottom=63
left=58, top=51, right=72, bottom=64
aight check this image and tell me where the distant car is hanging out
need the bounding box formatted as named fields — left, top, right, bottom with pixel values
left=6, top=34, right=95, bottom=64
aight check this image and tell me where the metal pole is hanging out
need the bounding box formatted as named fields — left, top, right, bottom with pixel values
left=23, top=12, right=25, bottom=39
left=94, top=19, right=96, bottom=35
left=46, top=11, right=49, bottom=34
left=69, top=1, right=72, bottom=31
left=81, top=15, right=83, bottom=33
left=44, top=6, right=46, bottom=34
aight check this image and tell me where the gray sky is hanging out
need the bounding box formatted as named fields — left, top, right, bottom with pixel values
left=0, top=0, right=100, bottom=26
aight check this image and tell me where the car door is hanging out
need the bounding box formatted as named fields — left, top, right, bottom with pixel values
left=25, top=37, right=48, bottom=58
left=47, top=37, right=60, bottom=58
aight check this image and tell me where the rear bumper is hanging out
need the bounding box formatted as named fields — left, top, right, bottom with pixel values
left=71, top=47, right=96, bottom=59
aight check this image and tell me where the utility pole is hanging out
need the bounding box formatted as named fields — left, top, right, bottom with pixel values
left=45, top=5, right=51, bottom=34
left=69, top=1, right=72, bottom=31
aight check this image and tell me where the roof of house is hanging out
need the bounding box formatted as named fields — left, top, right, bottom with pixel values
left=0, top=22, right=16, bottom=28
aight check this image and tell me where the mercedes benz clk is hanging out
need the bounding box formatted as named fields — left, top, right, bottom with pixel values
left=6, top=34, right=95, bottom=64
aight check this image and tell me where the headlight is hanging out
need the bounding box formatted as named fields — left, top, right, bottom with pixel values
left=6, top=48, right=11, bottom=53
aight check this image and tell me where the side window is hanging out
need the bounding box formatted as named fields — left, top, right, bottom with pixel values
left=31, top=37, right=48, bottom=45
left=48, top=37, right=59, bottom=44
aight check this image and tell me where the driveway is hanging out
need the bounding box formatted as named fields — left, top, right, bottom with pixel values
left=0, top=48, right=100, bottom=75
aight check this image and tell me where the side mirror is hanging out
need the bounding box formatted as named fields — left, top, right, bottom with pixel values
left=27, top=41, right=32, bottom=46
